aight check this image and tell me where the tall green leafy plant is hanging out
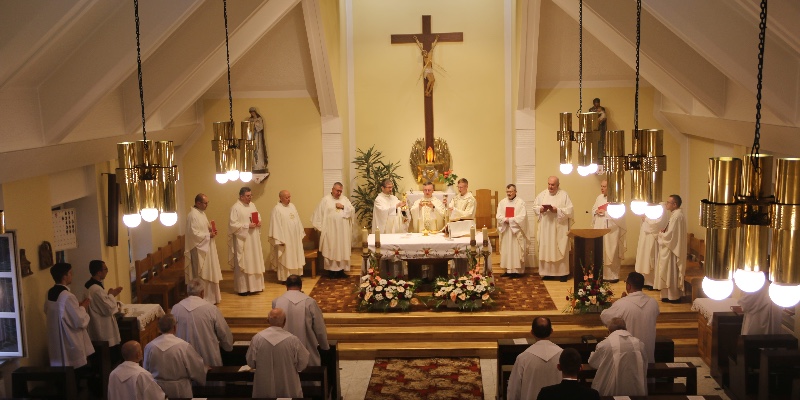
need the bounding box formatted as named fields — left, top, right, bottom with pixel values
left=352, top=146, right=403, bottom=228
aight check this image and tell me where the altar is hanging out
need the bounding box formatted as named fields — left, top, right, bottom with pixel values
left=366, top=232, right=491, bottom=279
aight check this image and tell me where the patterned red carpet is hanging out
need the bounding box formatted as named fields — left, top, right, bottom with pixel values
left=308, top=273, right=556, bottom=313
left=365, top=357, right=483, bottom=400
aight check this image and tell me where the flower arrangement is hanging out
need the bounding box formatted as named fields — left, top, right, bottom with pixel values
left=356, top=267, right=419, bottom=312
left=438, top=170, right=458, bottom=186
left=564, top=258, right=614, bottom=314
left=431, top=266, right=496, bottom=311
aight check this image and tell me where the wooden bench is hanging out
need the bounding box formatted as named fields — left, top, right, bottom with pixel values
left=11, top=366, right=77, bottom=399
left=728, top=334, right=798, bottom=400
left=155, top=242, right=186, bottom=297
left=685, top=233, right=706, bottom=301
left=303, top=227, right=319, bottom=278
left=579, top=362, right=698, bottom=395
left=134, top=255, right=179, bottom=311
left=474, top=189, right=498, bottom=249
left=757, top=349, right=800, bottom=400
left=703, top=310, right=743, bottom=386
left=193, top=365, right=327, bottom=400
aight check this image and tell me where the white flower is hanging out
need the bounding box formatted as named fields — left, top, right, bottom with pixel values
left=360, top=282, right=370, bottom=288
left=455, top=288, right=463, bottom=294
left=444, top=287, right=452, bottom=293
left=361, top=275, right=369, bottom=282
left=466, top=285, right=475, bottom=292
left=458, top=293, right=467, bottom=301
left=375, top=286, right=383, bottom=292
left=375, top=293, right=384, bottom=301
left=405, top=291, right=412, bottom=299
left=476, top=284, right=485, bottom=292
left=578, top=289, right=585, bottom=296
left=397, top=280, right=406, bottom=285
left=397, top=286, right=405, bottom=293
left=379, top=279, right=387, bottom=286
left=448, top=279, right=455, bottom=285
left=364, top=292, right=372, bottom=301
left=386, top=292, right=394, bottom=299
left=600, top=287, right=607, bottom=294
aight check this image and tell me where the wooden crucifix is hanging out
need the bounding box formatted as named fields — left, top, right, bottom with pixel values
left=391, top=16, right=463, bottom=151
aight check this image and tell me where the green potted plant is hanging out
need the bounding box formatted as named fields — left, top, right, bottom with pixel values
left=351, top=146, right=403, bottom=228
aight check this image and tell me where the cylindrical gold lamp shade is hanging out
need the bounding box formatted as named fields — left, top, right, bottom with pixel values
left=739, top=154, right=773, bottom=276
left=577, top=113, right=599, bottom=167
left=708, top=157, right=742, bottom=204
left=742, top=154, right=774, bottom=199
left=160, top=166, right=178, bottom=214
left=116, top=142, right=140, bottom=215
left=701, top=157, right=743, bottom=282
left=0, top=210, right=5, bottom=234
left=239, top=139, right=254, bottom=173
left=559, top=112, right=572, bottom=132
left=633, top=129, right=666, bottom=204
left=604, top=130, right=626, bottom=203
left=770, top=158, right=800, bottom=286
left=213, top=121, right=235, bottom=141
left=557, top=112, right=574, bottom=166
left=775, top=158, right=800, bottom=205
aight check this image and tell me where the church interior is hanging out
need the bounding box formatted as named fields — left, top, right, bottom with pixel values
left=1, top=0, right=800, bottom=399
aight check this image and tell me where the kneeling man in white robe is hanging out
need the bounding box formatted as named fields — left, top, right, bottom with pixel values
left=600, top=272, right=660, bottom=363
left=533, top=176, right=574, bottom=280
left=496, top=184, right=528, bottom=277
left=312, top=182, right=353, bottom=278
left=269, top=190, right=306, bottom=282
left=247, top=308, right=310, bottom=398
left=143, top=314, right=206, bottom=398
left=108, top=341, right=166, bottom=400
left=588, top=317, right=647, bottom=396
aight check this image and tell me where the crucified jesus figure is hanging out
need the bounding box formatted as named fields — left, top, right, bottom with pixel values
left=415, top=35, right=440, bottom=97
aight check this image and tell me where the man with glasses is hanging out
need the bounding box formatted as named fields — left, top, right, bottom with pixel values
left=186, top=193, right=223, bottom=303
left=656, top=195, right=687, bottom=303
left=372, top=178, right=408, bottom=234
left=85, top=260, right=122, bottom=359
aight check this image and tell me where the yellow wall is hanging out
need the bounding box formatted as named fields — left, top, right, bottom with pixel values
left=180, top=97, right=323, bottom=263
left=352, top=0, right=507, bottom=193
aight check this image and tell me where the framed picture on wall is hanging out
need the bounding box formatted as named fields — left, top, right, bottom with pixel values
left=0, top=230, right=25, bottom=357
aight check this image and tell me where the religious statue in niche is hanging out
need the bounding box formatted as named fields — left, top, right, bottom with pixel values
left=415, top=36, right=441, bottom=97
left=38, top=241, right=53, bottom=270
left=247, top=107, right=269, bottom=174
left=19, top=249, right=32, bottom=278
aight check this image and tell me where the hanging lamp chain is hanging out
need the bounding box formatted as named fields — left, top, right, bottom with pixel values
left=750, top=0, right=767, bottom=172
left=134, top=0, right=147, bottom=142
left=224, top=0, right=233, bottom=125
left=578, top=0, right=583, bottom=114
left=634, top=0, right=641, bottom=132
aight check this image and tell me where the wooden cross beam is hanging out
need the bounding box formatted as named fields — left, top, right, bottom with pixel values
left=391, top=15, right=463, bottom=151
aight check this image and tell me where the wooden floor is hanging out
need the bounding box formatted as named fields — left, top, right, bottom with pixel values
left=216, top=250, right=699, bottom=360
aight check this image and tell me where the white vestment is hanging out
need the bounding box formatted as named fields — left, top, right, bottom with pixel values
left=172, top=296, right=233, bottom=366
left=45, top=286, right=94, bottom=367
left=496, top=197, right=528, bottom=274
left=533, top=189, right=574, bottom=276
left=740, top=282, right=784, bottom=335
left=372, top=193, right=407, bottom=233
left=448, top=192, right=476, bottom=221
left=588, top=330, right=647, bottom=396
left=108, top=361, right=165, bottom=400
left=228, top=200, right=265, bottom=293
left=656, top=209, right=687, bottom=300
left=592, top=194, right=627, bottom=281
left=85, top=281, right=121, bottom=346
left=143, top=333, right=206, bottom=398
left=311, top=194, right=353, bottom=272
left=269, top=202, right=306, bottom=281
left=273, top=290, right=330, bottom=366
left=600, top=291, right=660, bottom=363
left=185, top=207, right=223, bottom=304
left=634, top=211, right=669, bottom=287
left=506, top=339, right=563, bottom=400
left=247, top=326, right=310, bottom=399
left=410, top=196, right=446, bottom=232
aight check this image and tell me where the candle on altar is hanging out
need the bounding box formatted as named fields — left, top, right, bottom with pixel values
left=375, top=229, right=381, bottom=244
left=482, top=227, right=489, bottom=246
left=470, top=225, right=476, bottom=241
left=362, top=228, right=368, bottom=243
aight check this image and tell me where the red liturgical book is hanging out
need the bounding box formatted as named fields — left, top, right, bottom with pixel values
left=505, top=207, right=515, bottom=218
left=543, top=204, right=553, bottom=211
left=210, top=220, right=217, bottom=233
left=251, top=212, right=260, bottom=225
left=598, top=203, right=608, bottom=211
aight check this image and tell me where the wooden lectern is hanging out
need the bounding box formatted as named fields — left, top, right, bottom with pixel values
left=568, top=229, right=610, bottom=294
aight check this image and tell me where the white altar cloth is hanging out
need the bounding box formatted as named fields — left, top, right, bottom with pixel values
left=692, top=297, right=739, bottom=325
left=120, top=303, right=165, bottom=331
left=367, top=232, right=490, bottom=259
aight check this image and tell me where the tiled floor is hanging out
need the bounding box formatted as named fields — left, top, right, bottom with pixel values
left=339, top=356, right=730, bottom=400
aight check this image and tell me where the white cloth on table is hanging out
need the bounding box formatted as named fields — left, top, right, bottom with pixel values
left=269, top=202, right=306, bottom=281
left=506, top=339, right=563, bottom=400
left=185, top=206, right=223, bottom=304
left=656, top=209, right=687, bottom=300
left=120, top=303, right=165, bottom=331
left=108, top=361, right=165, bottom=400
left=496, top=197, right=528, bottom=274
left=85, top=282, right=122, bottom=346
left=533, top=189, right=574, bottom=276
left=410, top=196, right=446, bottom=233
left=273, top=290, right=329, bottom=366
left=591, top=194, right=627, bottom=281
left=448, top=192, right=476, bottom=221
left=691, top=297, right=739, bottom=325
left=228, top=200, right=265, bottom=293
left=634, top=209, right=668, bottom=287
left=246, top=326, right=310, bottom=399
left=740, top=282, right=784, bottom=334
left=143, top=333, right=206, bottom=399
left=312, top=194, right=353, bottom=272
left=45, top=286, right=94, bottom=367
left=171, top=296, right=233, bottom=366
left=372, top=193, right=408, bottom=234
left=600, top=291, right=660, bottom=363
left=588, top=329, right=647, bottom=396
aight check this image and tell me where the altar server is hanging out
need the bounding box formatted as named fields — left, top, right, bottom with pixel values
left=228, top=186, right=265, bottom=295
left=656, top=195, right=687, bottom=303
left=143, top=314, right=206, bottom=398
left=496, top=184, right=528, bottom=277
left=507, top=317, right=563, bottom=400
left=410, top=181, right=446, bottom=232
left=591, top=180, right=627, bottom=282
left=372, top=178, right=408, bottom=233
left=740, top=272, right=784, bottom=335
left=85, top=260, right=122, bottom=350
left=45, top=262, right=94, bottom=368
left=600, top=272, right=659, bottom=363
left=588, top=317, right=647, bottom=396
left=533, top=176, right=574, bottom=280
left=312, top=182, right=353, bottom=278
left=269, top=190, right=306, bottom=282
left=272, top=275, right=329, bottom=366
left=185, top=193, right=223, bottom=303
left=634, top=204, right=668, bottom=288
left=447, top=178, right=476, bottom=222
left=108, top=341, right=166, bottom=400
left=172, top=279, right=233, bottom=366
left=247, top=308, right=310, bottom=398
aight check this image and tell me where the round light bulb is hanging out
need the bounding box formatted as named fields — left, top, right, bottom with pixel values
left=227, top=169, right=240, bottom=181
left=644, top=204, right=664, bottom=220
left=560, top=164, right=574, bottom=175
left=733, top=269, right=766, bottom=293
left=769, top=283, right=800, bottom=308
left=588, top=163, right=598, bottom=174
left=159, top=212, right=178, bottom=227
left=239, top=171, right=253, bottom=183
left=577, top=165, right=590, bottom=176
left=140, top=208, right=159, bottom=222
left=702, top=277, right=734, bottom=300
left=607, top=203, right=626, bottom=219
left=216, top=174, right=228, bottom=184
left=122, top=214, right=142, bottom=228
left=630, top=200, right=648, bottom=215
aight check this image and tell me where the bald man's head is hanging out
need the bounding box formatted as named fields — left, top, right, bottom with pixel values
left=268, top=308, right=286, bottom=327
left=121, top=340, right=142, bottom=362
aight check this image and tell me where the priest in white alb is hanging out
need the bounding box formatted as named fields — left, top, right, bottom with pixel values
left=171, top=279, right=234, bottom=366
left=739, top=273, right=784, bottom=335
left=185, top=193, right=223, bottom=304
left=84, top=260, right=122, bottom=354
left=634, top=203, right=668, bottom=288
left=656, top=195, right=687, bottom=303
left=269, top=190, right=306, bottom=282
left=108, top=341, right=166, bottom=400
left=372, top=178, right=408, bottom=234
left=228, top=187, right=265, bottom=295
left=247, top=308, right=310, bottom=399
left=447, top=178, right=476, bottom=222
left=507, top=317, right=563, bottom=400
left=587, top=317, right=647, bottom=396
left=496, top=184, right=528, bottom=277
left=45, top=262, right=94, bottom=368
left=409, top=181, right=446, bottom=232
left=272, top=275, right=329, bottom=366
left=600, top=272, right=660, bottom=363
left=591, top=180, right=627, bottom=282
left=311, top=182, right=353, bottom=278
left=143, top=314, right=206, bottom=398
left=533, top=176, right=574, bottom=280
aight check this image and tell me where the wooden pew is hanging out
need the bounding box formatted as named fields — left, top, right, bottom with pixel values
left=727, top=334, right=798, bottom=400
left=193, top=365, right=327, bottom=400
left=757, top=349, right=800, bottom=400
left=685, top=233, right=706, bottom=301
left=578, top=362, right=698, bottom=395
left=708, top=311, right=743, bottom=386
left=134, top=255, right=178, bottom=310
left=11, top=366, right=77, bottom=399
left=302, top=228, right=319, bottom=278
left=156, top=242, right=186, bottom=297
left=88, top=340, right=112, bottom=400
